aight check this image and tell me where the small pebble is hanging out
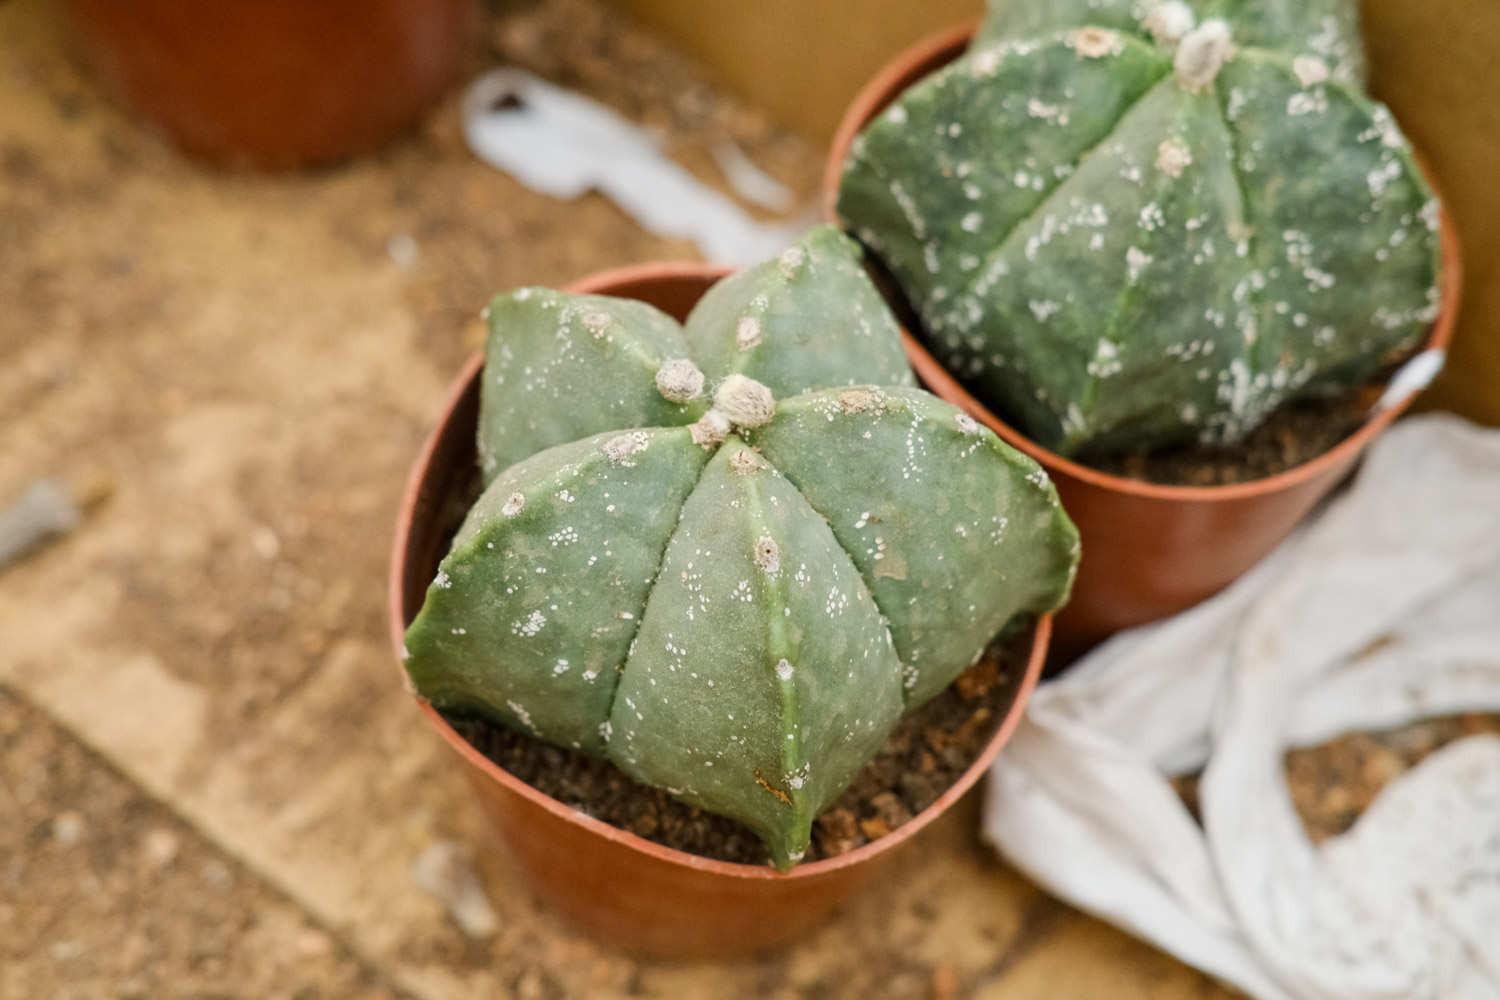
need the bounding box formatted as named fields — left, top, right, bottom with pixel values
left=52, top=811, right=84, bottom=846
left=143, top=827, right=180, bottom=869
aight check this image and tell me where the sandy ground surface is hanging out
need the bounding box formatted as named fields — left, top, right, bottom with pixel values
left=2, top=1, right=1489, bottom=997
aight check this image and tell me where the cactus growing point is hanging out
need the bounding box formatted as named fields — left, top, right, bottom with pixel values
left=403, top=226, right=1079, bottom=869
left=836, top=1, right=1443, bottom=459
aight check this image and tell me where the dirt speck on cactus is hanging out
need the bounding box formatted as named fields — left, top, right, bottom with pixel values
left=1155, top=137, right=1192, bottom=177
left=837, top=389, right=881, bottom=414
left=1071, top=27, right=1123, bottom=59
left=729, top=449, right=765, bottom=475
left=754, top=536, right=781, bottom=573
left=736, top=316, right=763, bottom=350
left=602, top=431, right=651, bottom=467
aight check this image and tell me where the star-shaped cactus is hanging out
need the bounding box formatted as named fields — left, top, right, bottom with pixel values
left=402, top=226, right=1079, bottom=868
left=837, top=1, right=1442, bottom=457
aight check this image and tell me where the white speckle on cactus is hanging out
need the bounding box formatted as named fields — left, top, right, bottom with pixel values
left=1088, top=339, right=1124, bottom=378
left=776, top=659, right=794, bottom=681
left=1125, top=246, right=1153, bottom=284
left=690, top=410, right=730, bottom=448
left=960, top=211, right=983, bottom=233
left=734, top=316, right=763, bottom=351
left=433, top=569, right=452, bottom=589
left=1029, top=300, right=1060, bottom=323
left=945, top=122, right=963, bottom=137
left=511, top=610, right=547, bottom=637
left=450, top=626, right=466, bottom=635
left=1287, top=91, right=1328, bottom=117
left=1143, top=1, right=1194, bottom=47
left=1155, top=138, right=1192, bottom=178
left=501, top=492, right=525, bottom=517
left=754, top=536, right=781, bottom=574
left=654, top=358, right=704, bottom=403
left=1088, top=232, right=1105, bottom=251
left=1420, top=200, right=1440, bottom=232
left=1069, top=27, right=1122, bottom=59
left=732, top=579, right=754, bottom=603
left=1293, top=55, right=1330, bottom=86
left=1174, top=19, right=1233, bottom=91
left=1304, top=267, right=1336, bottom=291
left=885, top=104, right=908, bottom=125
left=1367, top=159, right=1402, bottom=198
left=778, top=245, right=807, bottom=279
left=955, top=413, right=980, bottom=435
left=1026, top=99, right=1067, bottom=125
left=887, top=180, right=927, bottom=241
left=715, top=375, right=776, bottom=428
left=507, top=701, right=535, bottom=730
left=513, top=288, right=533, bottom=301
left=972, top=46, right=1003, bottom=76
left=552, top=659, right=570, bottom=675
left=581, top=311, right=612, bottom=337
left=602, top=431, right=650, bottom=467
left=1138, top=203, right=1165, bottom=232
left=547, top=527, right=578, bottom=547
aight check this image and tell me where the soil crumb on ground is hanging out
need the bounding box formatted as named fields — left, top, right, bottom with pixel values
left=449, top=624, right=1033, bottom=867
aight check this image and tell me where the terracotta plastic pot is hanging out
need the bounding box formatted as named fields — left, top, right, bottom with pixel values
left=824, top=24, right=1463, bottom=651
left=63, top=0, right=477, bottom=169
left=388, top=262, right=1052, bottom=957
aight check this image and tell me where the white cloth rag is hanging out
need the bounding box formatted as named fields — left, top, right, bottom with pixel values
left=984, top=415, right=1500, bottom=1000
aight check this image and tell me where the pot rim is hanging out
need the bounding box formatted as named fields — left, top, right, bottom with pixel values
left=388, top=259, right=1052, bottom=883
left=823, top=21, right=1463, bottom=503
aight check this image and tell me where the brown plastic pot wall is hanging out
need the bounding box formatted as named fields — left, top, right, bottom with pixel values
left=63, top=0, right=477, bottom=169
left=825, top=24, right=1463, bottom=650
left=388, top=262, right=1052, bottom=958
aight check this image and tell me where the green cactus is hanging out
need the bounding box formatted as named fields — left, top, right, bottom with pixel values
left=836, top=2, right=1442, bottom=459
left=403, top=225, right=1079, bottom=869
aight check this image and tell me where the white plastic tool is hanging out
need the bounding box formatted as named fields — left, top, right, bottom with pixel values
left=461, top=69, right=808, bottom=266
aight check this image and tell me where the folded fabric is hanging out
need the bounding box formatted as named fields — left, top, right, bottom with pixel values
left=984, top=415, right=1500, bottom=1000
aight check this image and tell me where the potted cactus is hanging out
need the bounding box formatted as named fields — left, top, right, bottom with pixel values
left=826, top=1, right=1460, bottom=646
left=389, top=226, right=1079, bottom=954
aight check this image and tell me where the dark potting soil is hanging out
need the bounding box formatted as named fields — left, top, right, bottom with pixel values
left=447, top=623, right=1033, bottom=868
left=1080, top=355, right=1416, bottom=487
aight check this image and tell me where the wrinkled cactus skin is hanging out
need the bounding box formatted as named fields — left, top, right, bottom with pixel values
left=837, top=2, right=1442, bottom=459
left=403, top=226, right=1079, bottom=869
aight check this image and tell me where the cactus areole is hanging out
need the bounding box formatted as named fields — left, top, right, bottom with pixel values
left=836, top=0, right=1444, bottom=459
left=401, top=227, right=1079, bottom=870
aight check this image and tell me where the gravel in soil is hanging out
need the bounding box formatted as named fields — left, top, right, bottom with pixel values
left=449, top=623, right=1032, bottom=867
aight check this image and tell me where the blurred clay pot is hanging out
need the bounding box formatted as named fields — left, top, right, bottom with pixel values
left=824, top=24, right=1463, bottom=652
left=63, top=0, right=477, bottom=169
left=388, top=262, right=1052, bottom=957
